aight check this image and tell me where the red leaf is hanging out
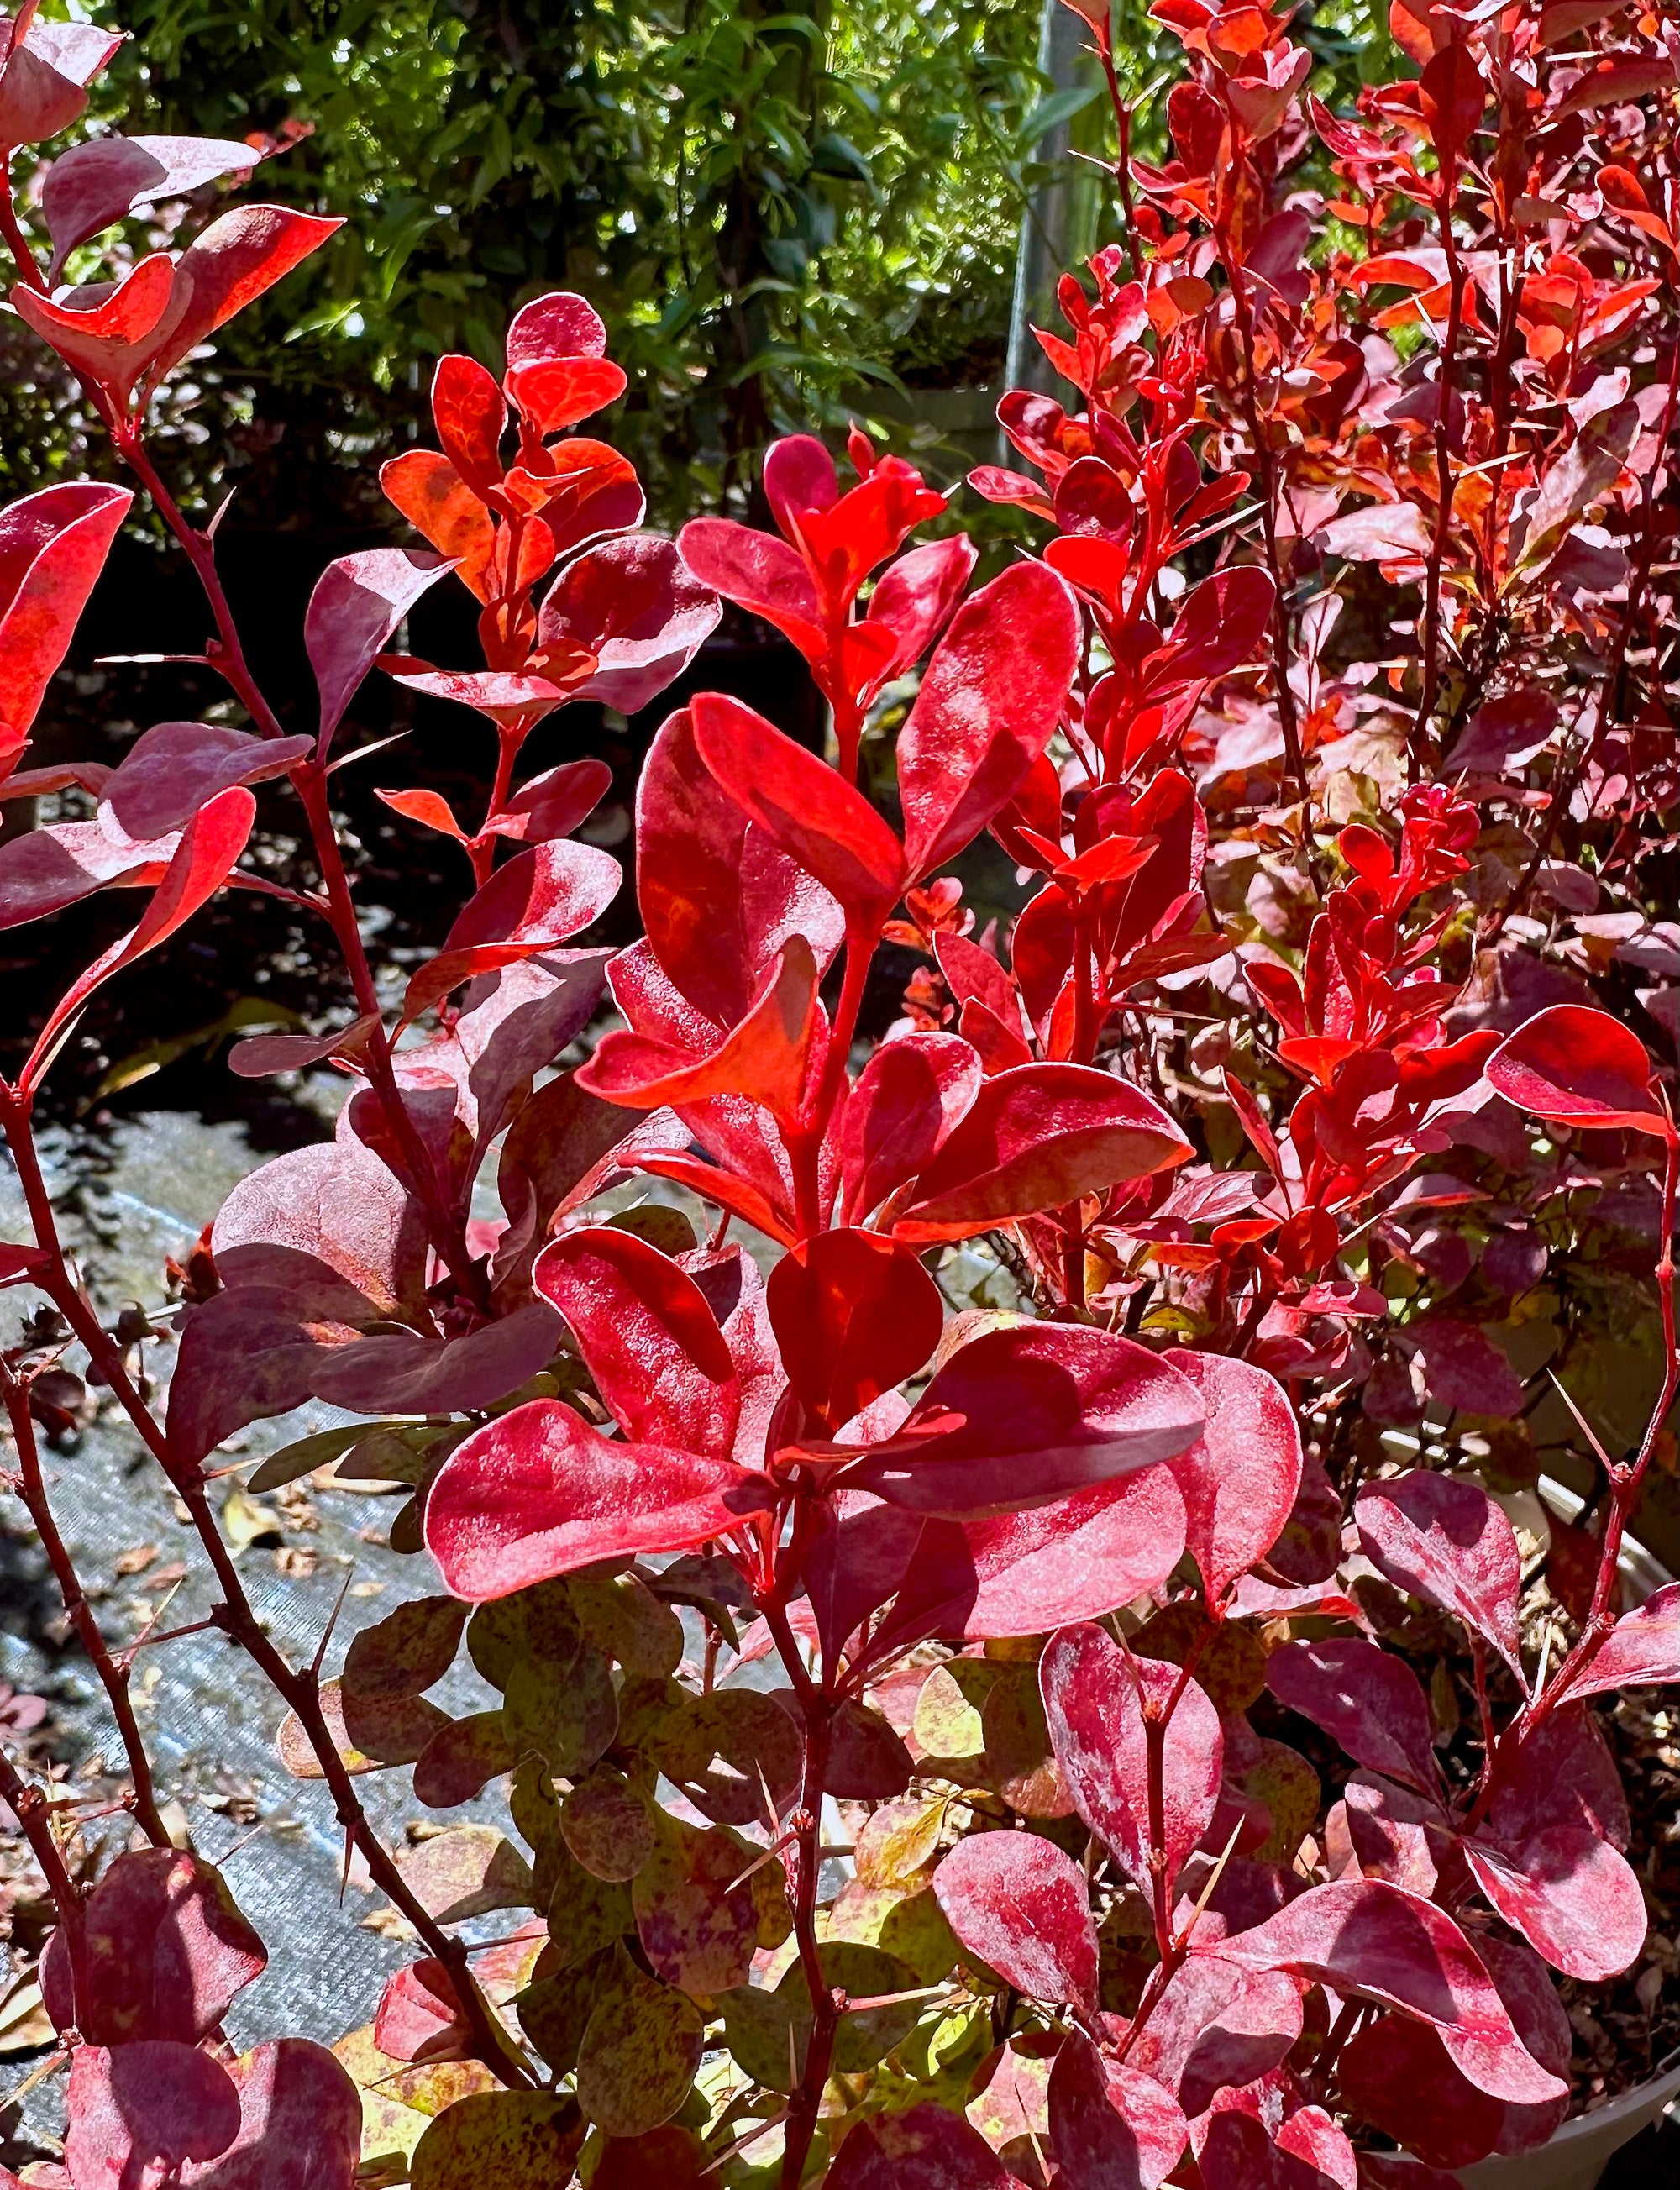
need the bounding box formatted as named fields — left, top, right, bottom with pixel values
left=504, top=290, right=622, bottom=432
left=373, top=1959, right=470, bottom=2063
left=932, top=1830, right=1100, bottom=2011
left=0, top=482, right=131, bottom=766
left=431, top=352, right=507, bottom=501
left=12, top=252, right=178, bottom=407
left=1211, top=1879, right=1568, bottom=2102
left=676, top=518, right=826, bottom=659
left=66, top=2042, right=242, bottom=2187
left=1400, top=1317, right=1526, bottom=1418
left=826, top=2103, right=1015, bottom=2189
left=423, top=1398, right=774, bottom=1599
left=1463, top=1826, right=1647, bottom=1980
left=491, top=757, right=612, bottom=844
left=1555, top=1583, right=1678, bottom=1700
left=897, top=559, right=1079, bottom=880
left=1266, top=1638, right=1440, bottom=1796
left=1041, top=1621, right=1221, bottom=1898
left=1338, top=2014, right=1502, bottom=2168
left=538, top=533, right=720, bottom=715
left=534, top=1227, right=738, bottom=1457
left=1121, top=1955, right=1303, bottom=2116
left=0, top=14, right=124, bottom=145
left=764, top=433, right=838, bottom=534
left=180, top=2037, right=361, bottom=2189
left=577, top=935, right=820, bottom=1121
left=307, top=1299, right=563, bottom=1416
left=767, top=1227, right=943, bottom=1433
left=1047, top=2030, right=1189, bottom=2189
left=24, top=785, right=255, bottom=1091
left=690, top=691, right=905, bottom=920
left=100, top=721, right=312, bottom=838
left=837, top=1031, right=983, bottom=1225
left=447, top=840, right=622, bottom=954
left=40, top=1847, right=265, bottom=2046
left=865, top=533, right=978, bottom=682
left=1145, top=566, right=1275, bottom=693
left=380, top=662, right=566, bottom=727
left=635, top=706, right=843, bottom=1029
left=144, top=202, right=343, bottom=388
left=1486, top=1004, right=1665, bottom=1137
left=1356, top=1471, right=1523, bottom=1677
left=307, top=546, right=454, bottom=753
left=380, top=449, right=496, bottom=601
left=875, top=1463, right=1189, bottom=1651
left=42, top=132, right=260, bottom=270
left=844, top=1322, right=1204, bottom=1517
left=1486, top=1703, right=1629, bottom=1849
left=893, top=1062, right=1191, bottom=1242
left=1163, top=1350, right=1301, bottom=1604
left=1418, top=39, right=1488, bottom=164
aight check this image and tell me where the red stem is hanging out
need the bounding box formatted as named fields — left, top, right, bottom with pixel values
left=0, top=1362, right=169, bottom=1846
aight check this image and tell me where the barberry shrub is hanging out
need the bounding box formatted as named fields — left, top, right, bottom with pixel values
left=0, top=0, right=1675, bottom=2184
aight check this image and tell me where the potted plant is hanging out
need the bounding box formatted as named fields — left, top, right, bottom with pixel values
left=0, top=0, right=1673, bottom=2184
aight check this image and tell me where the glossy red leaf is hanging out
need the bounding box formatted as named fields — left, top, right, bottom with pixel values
left=373, top=1959, right=470, bottom=2064
left=484, top=757, right=610, bottom=847
left=24, top=784, right=255, bottom=1091
left=676, top=518, right=825, bottom=658
left=40, top=1847, right=265, bottom=2046
left=1356, top=1471, right=1524, bottom=1677
left=1555, top=1583, right=1678, bottom=1699
left=431, top=352, right=507, bottom=500
left=99, top=720, right=312, bottom=838
left=380, top=662, right=566, bottom=726
left=690, top=691, right=905, bottom=918
left=446, top=839, right=622, bottom=954
left=872, top=1462, right=1189, bottom=1654
left=837, top=1031, right=983, bottom=1224
left=11, top=252, right=177, bottom=407
left=307, top=546, right=454, bottom=754
left=424, top=1398, right=774, bottom=1600
left=1145, top=566, right=1275, bottom=692
left=534, top=1227, right=738, bottom=1457
left=893, top=1062, right=1191, bottom=1242
left=0, top=14, right=125, bottom=145
left=179, top=2038, right=361, bottom=2189
left=1463, top=1826, right=1646, bottom=1980
left=144, top=203, right=344, bottom=388
left=896, top=559, right=1079, bottom=880
left=1040, top=1621, right=1221, bottom=1897
left=1486, top=1004, right=1664, bottom=1137
left=1266, top=1638, right=1440, bottom=1796
left=0, top=809, right=181, bottom=930
left=826, top=2103, right=1015, bottom=2190
left=1162, top=1349, right=1301, bottom=1604
left=845, top=1321, right=1204, bottom=1517
left=538, top=533, right=719, bottom=714
left=380, top=449, right=496, bottom=600
left=1121, top=1955, right=1303, bottom=2116
left=635, top=706, right=843, bottom=1029
left=767, top=1227, right=943, bottom=1434
left=932, top=1830, right=1100, bottom=2011
left=0, top=481, right=132, bottom=767
left=66, top=2042, right=242, bottom=2187
left=866, top=532, right=978, bottom=680
left=578, top=935, right=819, bottom=1121
left=763, top=432, right=837, bottom=534
left=504, top=290, right=623, bottom=432
left=43, top=132, right=259, bottom=270
left=1047, top=2030, right=1188, bottom=2190
left=1212, top=1879, right=1568, bottom=2102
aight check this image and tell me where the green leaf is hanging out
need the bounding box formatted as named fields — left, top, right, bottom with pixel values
left=410, top=2091, right=585, bottom=2188
left=646, top=1689, right=801, bottom=1827
left=245, top=1421, right=375, bottom=1494
left=343, top=1595, right=467, bottom=1703
left=502, top=1646, right=619, bottom=1777
left=570, top=1568, right=685, bottom=1678
left=412, top=1711, right=518, bottom=1809
left=468, top=1578, right=583, bottom=1688
left=1015, top=84, right=1099, bottom=152
left=633, top=1817, right=785, bottom=1995
left=575, top=1953, right=705, bottom=2138
left=562, top=1773, right=657, bottom=1883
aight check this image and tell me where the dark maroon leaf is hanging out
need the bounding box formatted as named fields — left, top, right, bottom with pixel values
left=1267, top=1638, right=1441, bottom=1796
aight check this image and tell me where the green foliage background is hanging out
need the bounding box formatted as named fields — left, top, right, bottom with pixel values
left=2, top=0, right=1395, bottom=528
